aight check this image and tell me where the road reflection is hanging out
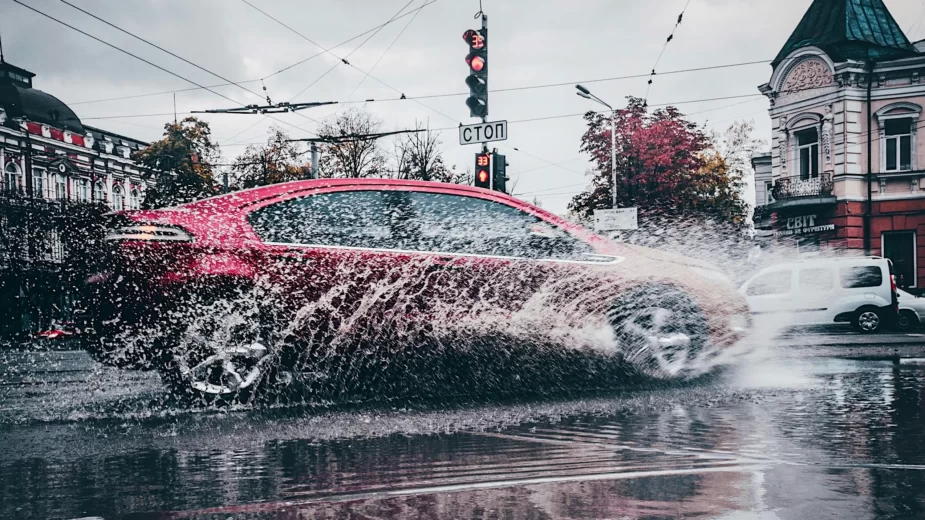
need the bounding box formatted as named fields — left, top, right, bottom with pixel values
left=0, top=359, right=924, bottom=519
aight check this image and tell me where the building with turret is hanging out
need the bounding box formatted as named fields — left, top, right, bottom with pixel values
left=756, top=0, right=925, bottom=288
left=0, top=58, right=150, bottom=337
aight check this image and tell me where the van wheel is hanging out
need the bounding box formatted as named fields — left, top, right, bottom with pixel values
left=852, top=307, right=882, bottom=334
left=896, top=310, right=919, bottom=332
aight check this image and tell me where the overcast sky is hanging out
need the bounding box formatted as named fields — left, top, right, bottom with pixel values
left=2, top=0, right=923, bottom=213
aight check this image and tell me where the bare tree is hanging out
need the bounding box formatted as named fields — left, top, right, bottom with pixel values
left=317, top=109, right=388, bottom=178
left=391, top=121, right=466, bottom=184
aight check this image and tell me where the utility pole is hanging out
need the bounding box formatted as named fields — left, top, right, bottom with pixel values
left=310, top=141, right=319, bottom=180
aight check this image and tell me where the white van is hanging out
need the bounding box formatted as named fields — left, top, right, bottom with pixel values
left=739, top=257, right=898, bottom=333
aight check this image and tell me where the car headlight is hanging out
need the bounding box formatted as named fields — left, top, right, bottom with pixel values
left=689, top=265, right=733, bottom=286
left=728, top=313, right=750, bottom=333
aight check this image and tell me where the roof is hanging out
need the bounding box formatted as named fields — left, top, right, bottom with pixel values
left=772, top=0, right=918, bottom=66
left=0, top=81, right=84, bottom=133
left=83, top=125, right=149, bottom=149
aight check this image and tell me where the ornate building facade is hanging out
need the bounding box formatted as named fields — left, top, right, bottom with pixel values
left=757, top=0, right=925, bottom=288
left=0, top=58, right=150, bottom=337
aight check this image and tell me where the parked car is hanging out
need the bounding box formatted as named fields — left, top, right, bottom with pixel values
left=81, top=179, right=750, bottom=403
left=895, top=289, right=925, bottom=331
left=739, top=257, right=898, bottom=333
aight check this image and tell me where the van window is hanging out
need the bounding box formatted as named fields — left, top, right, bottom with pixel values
left=799, top=268, right=834, bottom=291
left=746, top=270, right=792, bottom=296
left=840, top=266, right=883, bottom=289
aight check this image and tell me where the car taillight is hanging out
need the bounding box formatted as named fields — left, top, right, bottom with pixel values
left=105, top=225, right=193, bottom=242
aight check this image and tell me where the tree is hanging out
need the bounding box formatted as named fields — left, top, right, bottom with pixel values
left=230, top=127, right=309, bottom=190
left=568, top=97, right=747, bottom=224
left=134, top=117, right=220, bottom=208
left=317, top=109, right=388, bottom=178
left=390, top=121, right=466, bottom=184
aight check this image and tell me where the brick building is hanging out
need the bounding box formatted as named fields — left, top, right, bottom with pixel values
left=756, top=0, right=925, bottom=288
left=0, top=58, right=150, bottom=337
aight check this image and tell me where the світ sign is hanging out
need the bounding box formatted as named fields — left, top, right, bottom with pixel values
left=459, top=120, right=508, bottom=146
left=773, top=213, right=836, bottom=237
left=594, top=208, right=638, bottom=232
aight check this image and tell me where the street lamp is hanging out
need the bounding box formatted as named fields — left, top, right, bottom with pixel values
left=575, top=84, right=617, bottom=208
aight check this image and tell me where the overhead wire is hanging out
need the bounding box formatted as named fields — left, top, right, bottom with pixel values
left=13, top=0, right=321, bottom=139
left=644, top=0, right=694, bottom=107
left=345, top=0, right=428, bottom=102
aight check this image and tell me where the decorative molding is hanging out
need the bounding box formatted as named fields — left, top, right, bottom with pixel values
left=822, top=105, right=834, bottom=171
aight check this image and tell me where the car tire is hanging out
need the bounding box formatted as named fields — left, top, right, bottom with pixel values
left=895, top=310, right=919, bottom=332
left=852, top=307, right=883, bottom=334
left=607, top=283, right=709, bottom=379
left=157, top=283, right=289, bottom=406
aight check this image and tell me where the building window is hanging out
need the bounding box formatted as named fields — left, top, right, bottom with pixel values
left=4, top=162, right=22, bottom=193
left=77, top=179, right=90, bottom=202
left=55, top=174, right=67, bottom=199
left=796, top=128, right=819, bottom=180
left=93, top=181, right=106, bottom=203
left=129, top=189, right=140, bottom=210
left=884, top=119, right=913, bottom=172
left=765, top=181, right=774, bottom=204
left=112, top=185, right=125, bottom=210
left=32, top=168, right=46, bottom=198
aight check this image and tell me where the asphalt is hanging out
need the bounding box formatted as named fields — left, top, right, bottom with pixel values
left=0, top=330, right=924, bottom=519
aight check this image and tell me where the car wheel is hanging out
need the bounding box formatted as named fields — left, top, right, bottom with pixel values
left=896, top=310, right=919, bottom=332
left=852, top=307, right=882, bottom=334
left=608, top=283, right=709, bottom=379
left=158, top=284, right=289, bottom=405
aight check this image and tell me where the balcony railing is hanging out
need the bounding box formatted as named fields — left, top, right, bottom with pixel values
left=771, top=173, right=834, bottom=200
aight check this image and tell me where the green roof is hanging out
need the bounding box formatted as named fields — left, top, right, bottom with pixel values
left=773, top=0, right=917, bottom=66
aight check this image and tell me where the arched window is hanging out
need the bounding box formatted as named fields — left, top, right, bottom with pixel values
left=112, top=184, right=125, bottom=211
left=32, top=168, right=46, bottom=198
left=77, top=178, right=90, bottom=202
left=129, top=189, right=140, bottom=210
left=93, top=181, right=106, bottom=203
left=4, top=162, right=22, bottom=193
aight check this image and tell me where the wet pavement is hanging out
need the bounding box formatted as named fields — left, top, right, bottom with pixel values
left=2, top=337, right=925, bottom=519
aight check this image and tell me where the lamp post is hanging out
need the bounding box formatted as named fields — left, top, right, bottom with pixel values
left=575, top=84, right=617, bottom=208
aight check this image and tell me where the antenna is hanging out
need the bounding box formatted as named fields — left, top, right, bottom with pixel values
left=0, top=23, right=5, bottom=62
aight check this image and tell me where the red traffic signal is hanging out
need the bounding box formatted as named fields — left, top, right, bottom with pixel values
left=466, top=53, right=486, bottom=72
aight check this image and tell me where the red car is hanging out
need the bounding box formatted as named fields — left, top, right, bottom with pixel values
left=83, top=179, right=749, bottom=404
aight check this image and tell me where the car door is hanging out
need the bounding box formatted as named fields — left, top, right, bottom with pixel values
left=246, top=190, right=414, bottom=341
left=400, top=190, right=601, bottom=326
left=795, top=266, right=836, bottom=325
left=742, top=268, right=795, bottom=321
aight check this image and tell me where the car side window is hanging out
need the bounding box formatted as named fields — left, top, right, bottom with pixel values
left=746, top=270, right=793, bottom=296
left=798, top=268, right=834, bottom=291
left=405, top=191, right=593, bottom=260
left=248, top=191, right=392, bottom=248
left=840, top=266, right=883, bottom=289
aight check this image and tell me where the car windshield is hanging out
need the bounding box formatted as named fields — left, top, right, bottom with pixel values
left=6, top=1, right=925, bottom=518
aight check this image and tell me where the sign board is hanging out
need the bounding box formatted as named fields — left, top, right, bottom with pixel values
left=459, top=120, right=508, bottom=146
left=772, top=214, right=835, bottom=237
left=594, top=207, right=638, bottom=232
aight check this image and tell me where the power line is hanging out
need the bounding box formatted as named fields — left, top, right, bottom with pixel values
left=644, top=0, right=695, bottom=106
left=243, top=0, right=458, bottom=126
left=345, top=0, right=428, bottom=102
left=13, top=0, right=321, bottom=139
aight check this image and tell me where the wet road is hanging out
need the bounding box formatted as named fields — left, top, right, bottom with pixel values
left=2, top=337, right=925, bottom=519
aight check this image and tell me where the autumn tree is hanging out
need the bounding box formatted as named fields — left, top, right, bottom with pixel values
left=390, top=121, right=466, bottom=184
left=134, top=116, right=220, bottom=208
left=568, top=97, right=747, bottom=224
left=230, top=127, right=309, bottom=190
left=317, top=109, right=388, bottom=178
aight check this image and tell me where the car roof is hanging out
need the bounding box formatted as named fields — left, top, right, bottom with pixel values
left=179, top=178, right=521, bottom=210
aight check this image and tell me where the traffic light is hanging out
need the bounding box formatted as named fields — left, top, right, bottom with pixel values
left=463, top=28, right=488, bottom=119
left=492, top=151, right=507, bottom=193
left=474, top=152, right=491, bottom=189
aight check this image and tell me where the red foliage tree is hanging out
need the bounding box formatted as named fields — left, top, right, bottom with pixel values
left=568, top=97, right=746, bottom=224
